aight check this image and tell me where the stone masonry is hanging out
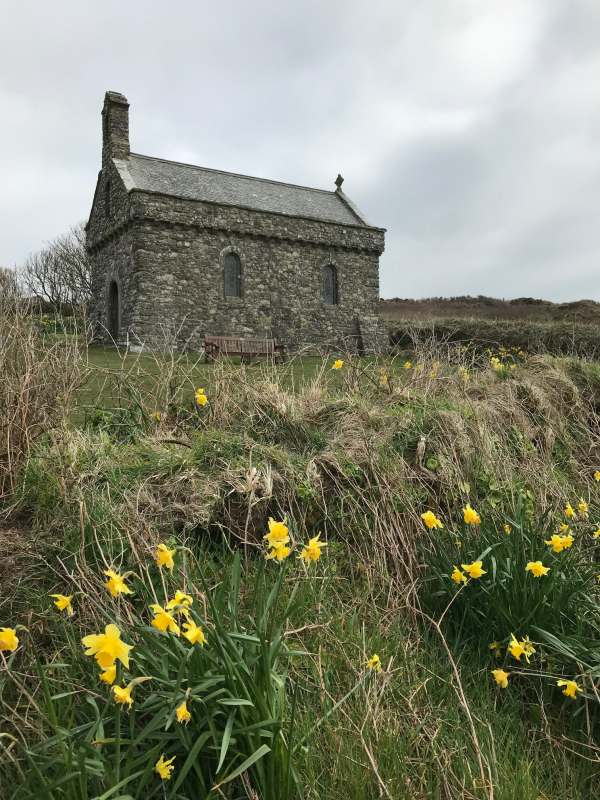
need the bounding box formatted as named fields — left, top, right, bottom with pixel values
left=86, top=91, right=386, bottom=353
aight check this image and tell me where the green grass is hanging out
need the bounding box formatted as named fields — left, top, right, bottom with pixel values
left=3, top=346, right=600, bottom=798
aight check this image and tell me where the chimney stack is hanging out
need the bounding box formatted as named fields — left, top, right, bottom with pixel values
left=102, top=91, right=129, bottom=165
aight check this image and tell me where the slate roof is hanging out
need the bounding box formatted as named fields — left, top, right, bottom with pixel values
left=112, top=153, right=369, bottom=227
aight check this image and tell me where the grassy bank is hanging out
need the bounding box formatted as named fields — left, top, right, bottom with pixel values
left=2, top=329, right=600, bottom=797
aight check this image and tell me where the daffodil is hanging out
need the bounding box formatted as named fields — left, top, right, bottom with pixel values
left=113, top=683, right=134, bottom=708
left=461, top=561, right=486, bottom=579
left=507, top=636, right=525, bottom=661
left=577, top=498, right=589, bottom=517
left=463, top=504, right=481, bottom=526
left=562, top=533, right=574, bottom=549
left=451, top=566, right=467, bottom=585
left=0, top=627, right=19, bottom=652
left=557, top=679, right=580, bottom=699
left=421, top=510, right=443, bottom=530
left=488, top=641, right=502, bottom=658
left=99, top=664, right=117, bottom=685
left=152, top=411, right=162, bottom=422
left=182, top=619, right=207, bottom=646
left=103, top=569, right=132, bottom=598
left=166, top=590, right=193, bottom=611
left=299, top=534, right=326, bottom=564
left=263, top=518, right=289, bottom=547
left=593, top=528, right=600, bottom=539
left=50, top=593, right=74, bottom=616
left=559, top=523, right=571, bottom=534
left=594, top=470, right=600, bottom=482
left=155, top=543, right=175, bottom=571
left=403, top=360, right=412, bottom=370
left=266, top=541, right=291, bottom=561
left=491, top=669, right=509, bottom=688
left=332, top=359, right=344, bottom=370
left=525, top=561, right=550, bottom=578
left=176, top=700, right=191, bottom=724
left=564, top=503, right=576, bottom=519
left=545, top=534, right=568, bottom=553
left=521, top=636, right=536, bottom=662
left=149, top=604, right=180, bottom=635
left=503, top=524, right=511, bottom=535
left=155, top=754, right=176, bottom=781
left=366, top=654, right=382, bottom=672
left=82, top=624, right=132, bottom=669
left=195, top=388, right=208, bottom=406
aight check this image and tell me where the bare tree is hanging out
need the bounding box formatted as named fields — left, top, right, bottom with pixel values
left=21, top=222, right=91, bottom=309
left=0, top=266, right=20, bottom=298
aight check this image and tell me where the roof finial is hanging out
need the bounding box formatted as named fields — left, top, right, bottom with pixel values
left=335, top=173, right=344, bottom=190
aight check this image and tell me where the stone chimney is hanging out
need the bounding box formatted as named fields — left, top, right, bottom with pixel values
left=102, top=91, right=129, bottom=165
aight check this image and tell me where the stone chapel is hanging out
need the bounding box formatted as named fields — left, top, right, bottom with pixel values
left=86, top=91, right=386, bottom=352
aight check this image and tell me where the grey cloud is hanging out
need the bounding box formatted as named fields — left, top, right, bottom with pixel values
left=1, top=0, right=599, bottom=301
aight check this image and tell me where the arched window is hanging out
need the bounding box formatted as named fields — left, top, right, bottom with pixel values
left=223, top=252, right=242, bottom=298
left=108, top=281, right=119, bottom=340
left=322, top=264, right=338, bottom=305
left=105, top=179, right=111, bottom=218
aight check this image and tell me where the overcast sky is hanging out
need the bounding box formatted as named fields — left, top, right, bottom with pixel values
left=1, top=1, right=599, bottom=300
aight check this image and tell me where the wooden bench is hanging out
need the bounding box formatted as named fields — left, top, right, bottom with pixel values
left=204, top=335, right=286, bottom=363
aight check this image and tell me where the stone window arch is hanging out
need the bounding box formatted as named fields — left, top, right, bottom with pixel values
left=107, top=280, right=120, bottom=341
left=322, top=264, right=338, bottom=305
left=222, top=249, right=242, bottom=298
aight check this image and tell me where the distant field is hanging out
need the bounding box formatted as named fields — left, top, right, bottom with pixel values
left=380, top=295, right=600, bottom=323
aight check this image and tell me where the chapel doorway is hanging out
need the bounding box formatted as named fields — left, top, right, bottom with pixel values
left=108, top=281, right=120, bottom=341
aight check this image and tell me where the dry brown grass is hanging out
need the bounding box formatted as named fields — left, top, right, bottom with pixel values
left=0, top=297, right=84, bottom=503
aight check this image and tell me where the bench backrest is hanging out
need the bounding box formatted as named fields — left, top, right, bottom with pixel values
left=205, top=335, right=276, bottom=355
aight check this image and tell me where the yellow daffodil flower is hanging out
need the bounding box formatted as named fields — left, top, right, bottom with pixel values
left=103, top=569, right=132, bottom=598
left=461, top=561, right=486, bottom=579
left=525, top=561, right=550, bottom=578
left=564, top=503, right=576, bottom=519
left=152, top=411, right=162, bottom=422
left=155, top=543, right=175, bottom=571
left=266, top=541, right=291, bottom=561
left=113, top=683, right=134, bottom=708
left=50, top=593, right=74, bottom=616
left=507, top=636, right=525, bottom=661
left=521, top=636, right=536, bottom=662
left=166, top=590, right=193, bottom=611
left=593, top=528, right=600, bottom=539
left=332, top=359, right=344, bottom=370
left=421, top=510, right=443, bottom=530
left=155, top=754, right=176, bottom=781
left=594, top=470, right=600, bottom=482
left=463, top=504, right=481, bottom=526
left=176, top=700, right=191, bottom=724
left=99, top=664, right=117, bottom=685
left=403, top=360, right=412, bottom=370
left=366, top=654, right=382, bottom=672
left=491, top=669, right=509, bottom=688
left=182, top=619, right=207, bottom=646
left=263, top=518, right=289, bottom=547
left=195, top=388, right=208, bottom=406
left=82, top=624, right=132, bottom=669
left=0, top=627, right=19, bottom=652
left=503, top=524, right=511, bottom=535
left=559, top=523, right=571, bottom=534
left=299, top=534, right=326, bottom=564
left=149, top=604, right=180, bottom=636
left=451, top=566, right=467, bottom=585
left=577, top=498, right=589, bottom=517
left=545, top=534, right=569, bottom=553
left=488, top=641, right=502, bottom=658
left=557, top=679, right=580, bottom=699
